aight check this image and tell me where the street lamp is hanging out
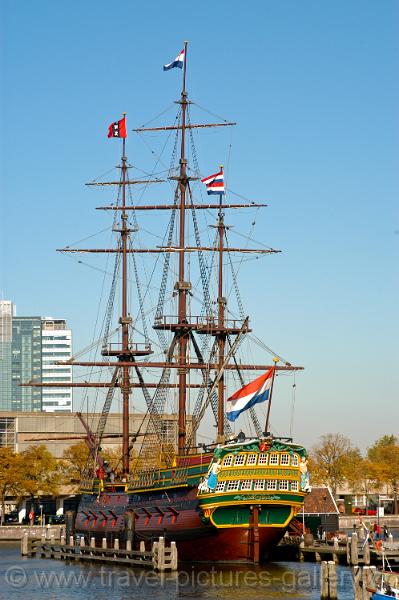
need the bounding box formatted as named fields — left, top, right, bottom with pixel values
left=39, top=504, right=43, bottom=528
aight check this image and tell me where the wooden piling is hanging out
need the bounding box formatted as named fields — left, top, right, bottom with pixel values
left=156, top=536, right=165, bottom=571
left=320, top=561, right=337, bottom=599
left=299, top=540, right=305, bottom=561
left=333, top=537, right=339, bottom=564
left=362, top=566, right=376, bottom=600
left=328, top=561, right=337, bottom=599
left=352, top=566, right=362, bottom=600
left=170, top=541, right=178, bottom=571
left=126, top=540, right=132, bottom=552
left=320, top=562, right=329, bottom=599
left=351, top=533, right=359, bottom=566
left=363, top=540, right=370, bottom=565
left=21, top=533, right=29, bottom=556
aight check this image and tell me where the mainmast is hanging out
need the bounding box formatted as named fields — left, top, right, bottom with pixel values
left=177, top=41, right=189, bottom=456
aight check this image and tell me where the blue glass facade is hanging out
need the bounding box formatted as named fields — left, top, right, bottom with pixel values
left=11, top=317, right=42, bottom=411
left=0, top=302, right=13, bottom=411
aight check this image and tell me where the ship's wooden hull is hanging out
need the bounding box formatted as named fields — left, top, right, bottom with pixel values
left=74, top=441, right=308, bottom=563
left=75, top=486, right=292, bottom=563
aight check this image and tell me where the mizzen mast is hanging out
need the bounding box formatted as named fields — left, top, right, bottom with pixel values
left=217, top=169, right=226, bottom=442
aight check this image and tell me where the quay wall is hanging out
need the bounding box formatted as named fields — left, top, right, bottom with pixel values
left=0, top=525, right=62, bottom=541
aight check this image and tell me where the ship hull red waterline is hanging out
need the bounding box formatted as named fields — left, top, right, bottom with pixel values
left=74, top=486, right=287, bottom=564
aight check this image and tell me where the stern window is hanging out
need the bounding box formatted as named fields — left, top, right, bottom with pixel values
left=226, top=480, right=240, bottom=491
left=291, top=455, right=299, bottom=467
left=269, top=453, right=279, bottom=465
left=258, top=453, right=268, bottom=465
left=267, top=480, right=277, bottom=490
left=234, top=454, right=246, bottom=466
left=254, top=479, right=265, bottom=490
left=247, top=453, right=257, bottom=465
left=280, top=454, right=290, bottom=466
left=240, top=480, right=252, bottom=491
left=291, top=481, right=299, bottom=492
left=279, top=480, right=289, bottom=491
left=223, top=455, right=233, bottom=467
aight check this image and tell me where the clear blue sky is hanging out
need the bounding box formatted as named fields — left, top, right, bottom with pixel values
left=1, top=0, right=398, bottom=451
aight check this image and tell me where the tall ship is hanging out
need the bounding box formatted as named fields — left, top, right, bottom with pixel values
left=27, top=44, right=310, bottom=563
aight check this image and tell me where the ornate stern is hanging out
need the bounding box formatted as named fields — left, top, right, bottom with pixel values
left=197, top=438, right=309, bottom=531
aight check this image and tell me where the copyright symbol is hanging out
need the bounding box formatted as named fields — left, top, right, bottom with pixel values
left=5, top=566, right=28, bottom=588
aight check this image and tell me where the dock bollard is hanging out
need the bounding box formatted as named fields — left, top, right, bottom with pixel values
left=60, top=534, right=65, bottom=545
left=126, top=540, right=132, bottom=552
left=114, top=539, right=119, bottom=551
left=102, top=537, right=107, bottom=549
left=80, top=536, right=85, bottom=548
left=90, top=537, right=95, bottom=548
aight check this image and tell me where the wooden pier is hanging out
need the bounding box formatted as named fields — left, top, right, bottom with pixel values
left=277, top=532, right=399, bottom=566
left=21, top=532, right=177, bottom=571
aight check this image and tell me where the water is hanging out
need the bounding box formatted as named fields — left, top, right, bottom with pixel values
left=0, top=543, right=356, bottom=600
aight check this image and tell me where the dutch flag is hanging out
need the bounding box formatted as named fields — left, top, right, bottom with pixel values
left=226, top=368, right=275, bottom=422
left=163, top=48, right=185, bottom=71
left=201, top=170, right=225, bottom=195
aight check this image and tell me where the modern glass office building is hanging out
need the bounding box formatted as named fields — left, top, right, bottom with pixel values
left=41, top=319, right=72, bottom=412
left=0, top=302, right=73, bottom=412
left=0, top=301, right=14, bottom=411
left=11, top=316, right=42, bottom=411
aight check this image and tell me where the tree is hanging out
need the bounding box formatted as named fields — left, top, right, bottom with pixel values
left=18, top=445, right=62, bottom=498
left=0, top=448, right=22, bottom=524
left=341, top=448, right=369, bottom=492
left=367, top=435, right=399, bottom=513
left=60, top=442, right=91, bottom=488
left=310, top=433, right=358, bottom=496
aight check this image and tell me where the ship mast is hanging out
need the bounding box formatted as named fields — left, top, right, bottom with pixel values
left=120, top=127, right=131, bottom=474
left=177, top=41, right=189, bottom=456
left=217, top=171, right=226, bottom=442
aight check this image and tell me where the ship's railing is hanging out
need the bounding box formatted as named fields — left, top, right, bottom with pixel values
left=153, top=315, right=246, bottom=329
left=101, top=342, right=153, bottom=354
